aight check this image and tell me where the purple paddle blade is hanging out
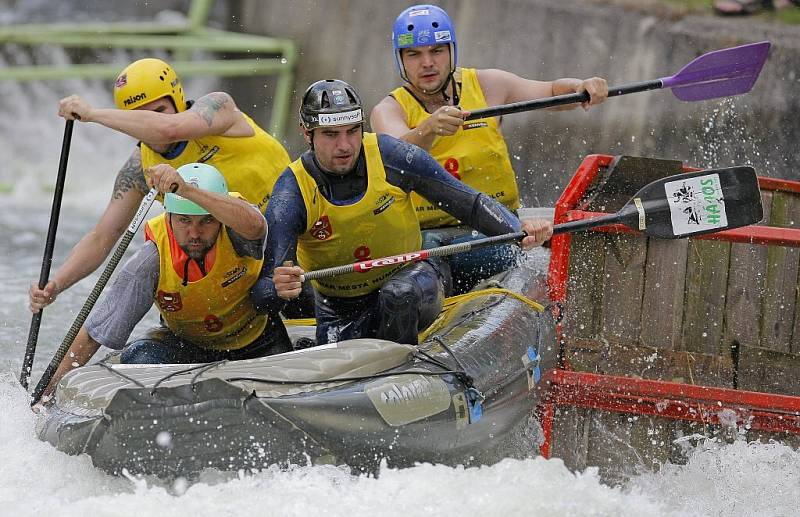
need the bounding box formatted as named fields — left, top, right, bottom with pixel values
left=660, top=41, right=771, bottom=101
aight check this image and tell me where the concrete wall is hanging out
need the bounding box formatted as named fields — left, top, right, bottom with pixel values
left=236, top=0, right=800, bottom=206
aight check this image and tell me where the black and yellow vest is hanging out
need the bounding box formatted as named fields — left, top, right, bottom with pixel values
left=292, top=132, right=422, bottom=298
left=391, top=67, right=519, bottom=229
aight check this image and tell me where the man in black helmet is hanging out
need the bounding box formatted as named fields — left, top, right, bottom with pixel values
left=251, top=79, right=552, bottom=346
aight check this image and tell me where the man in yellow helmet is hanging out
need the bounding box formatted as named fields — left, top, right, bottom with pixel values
left=40, top=162, right=291, bottom=399
left=29, top=58, right=310, bottom=315
left=371, top=5, right=608, bottom=294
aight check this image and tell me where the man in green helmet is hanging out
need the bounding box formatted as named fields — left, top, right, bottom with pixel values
left=39, top=162, right=291, bottom=400
left=29, top=57, right=313, bottom=317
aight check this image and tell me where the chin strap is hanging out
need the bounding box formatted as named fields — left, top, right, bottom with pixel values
left=439, top=71, right=460, bottom=106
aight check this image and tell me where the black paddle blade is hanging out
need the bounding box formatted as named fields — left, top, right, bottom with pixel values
left=553, top=166, right=763, bottom=239
left=622, top=166, right=763, bottom=238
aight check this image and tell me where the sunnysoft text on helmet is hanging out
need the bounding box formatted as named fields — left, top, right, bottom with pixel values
left=299, top=79, right=364, bottom=132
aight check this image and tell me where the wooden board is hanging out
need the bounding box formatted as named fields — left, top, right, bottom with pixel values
left=600, top=233, right=647, bottom=341
left=640, top=238, right=689, bottom=350
left=564, top=233, right=607, bottom=340
left=548, top=406, right=800, bottom=483
left=548, top=406, right=590, bottom=472
left=563, top=337, right=733, bottom=388
left=681, top=239, right=732, bottom=355
left=736, top=344, right=800, bottom=396
left=760, top=191, right=800, bottom=352
left=585, top=411, right=673, bottom=485
left=723, top=193, right=772, bottom=349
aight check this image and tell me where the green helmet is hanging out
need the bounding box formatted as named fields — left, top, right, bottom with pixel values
left=164, top=163, right=228, bottom=215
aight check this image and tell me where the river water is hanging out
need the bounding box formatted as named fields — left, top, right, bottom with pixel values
left=1, top=108, right=799, bottom=517
left=1, top=14, right=799, bottom=517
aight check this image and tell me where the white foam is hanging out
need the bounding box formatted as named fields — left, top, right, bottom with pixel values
left=5, top=368, right=799, bottom=517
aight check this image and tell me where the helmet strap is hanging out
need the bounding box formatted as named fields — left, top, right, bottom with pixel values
left=403, top=64, right=459, bottom=106
left=440, top=72, right=460, bottom=106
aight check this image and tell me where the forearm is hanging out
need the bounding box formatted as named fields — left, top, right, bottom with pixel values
left=88, top=108, right=181, bottom=144
left=469, top=193, right=521, bottom=236
left=251, top=275, right=287, bottom=314
left=181, top=186, right=266, bottom=240
left=551, top=78, right=583, bottom=96
left=52, top=228, right=121, bottom=291
left=371, top=98, right=437, bottom=152
left=548, top=78, right=585, bottom=111
left=417, top=183, right=519, bottom=235
left=380, top=134, right=519, bottom=235
left=398, top=123, right=437, bottom=151
left=42, top=327, right=100, bottom=399
left=251, top=175, right=305, bottom=313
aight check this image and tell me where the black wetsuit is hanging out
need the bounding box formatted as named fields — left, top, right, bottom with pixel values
left=251, top=134, right=521, bottom=345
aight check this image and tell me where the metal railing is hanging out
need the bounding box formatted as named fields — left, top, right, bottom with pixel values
left=0, top=0, right=296, bottom=139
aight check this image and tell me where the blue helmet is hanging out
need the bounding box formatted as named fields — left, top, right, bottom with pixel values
left=392, top=5, right=457, bottom=83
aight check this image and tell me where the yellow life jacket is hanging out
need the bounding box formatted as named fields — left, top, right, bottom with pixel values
left=390, top=67, right=519, bottom=229
left=140, top=112, right=290, bottom=212
left=145, top=212, right=267, bottom=351
left=292, top=132, right=422, bottom=298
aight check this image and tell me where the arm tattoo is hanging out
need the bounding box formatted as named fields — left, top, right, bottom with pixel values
left=192, top=92, right=230, bottom=128
left=112, top=152, right=148, bottom=200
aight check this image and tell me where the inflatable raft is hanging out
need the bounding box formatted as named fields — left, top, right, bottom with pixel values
left=38, top=250, right=556, bottom=478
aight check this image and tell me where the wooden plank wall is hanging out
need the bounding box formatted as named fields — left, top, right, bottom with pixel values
left=563, top=183, right=800, bottom=394
left=555, top=159, right=800, bottom=481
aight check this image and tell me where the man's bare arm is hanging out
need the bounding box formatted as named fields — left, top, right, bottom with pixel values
left=478, top=69, right=608, bottom=111
left=39, top=326, right=101, bottom=401
left=371, top=96, right=463, bottom=151
left=30, top=149, right=147, bottom=312
left=148, top=164, right=266, bottom=240
left=59, top=92, right=253, bottom=144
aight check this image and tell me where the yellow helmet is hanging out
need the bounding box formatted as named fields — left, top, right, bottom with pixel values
left=113, top=58, right=186, bottom=112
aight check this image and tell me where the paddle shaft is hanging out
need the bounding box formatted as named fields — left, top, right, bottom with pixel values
left=302, top=164, right=763, bottom=282
left=301, top=214, right=625, bottom=282
left=465, top=41, right=771, bottom=120
left=466, top=80, right=661, bottom=120
left=30, top=188, right=159, bottom=405
left=20, top=120, right=74, bottom=390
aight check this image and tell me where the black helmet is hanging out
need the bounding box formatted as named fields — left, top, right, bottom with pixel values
left=299, top=79, right=363, bottom=130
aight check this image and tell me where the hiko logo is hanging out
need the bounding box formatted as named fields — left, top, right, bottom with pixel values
left=318, top=109, right=363, bottom=127
left=373, top=193, right=396, bottom=215
left=123, top=92, right=147, bottom=106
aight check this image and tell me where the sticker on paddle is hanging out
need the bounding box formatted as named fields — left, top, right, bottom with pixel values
left=665, top=173, right=728, bottom=236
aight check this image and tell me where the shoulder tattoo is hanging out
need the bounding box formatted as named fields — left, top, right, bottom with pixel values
left=112, top=152, right=148, bottom=200
left=192, top=92, right=230, bottom=127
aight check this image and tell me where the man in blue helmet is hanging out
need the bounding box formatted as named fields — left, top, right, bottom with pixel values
left=371, top=4, right=608, bottom=294
left=251, top=79, right=552, bottom=347
left=40, top=163, right=292, bottom=399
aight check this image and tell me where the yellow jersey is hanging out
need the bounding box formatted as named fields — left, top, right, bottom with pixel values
left=292, top=133, right=422, bottom=297
left=140, top=112, right=289, bottom=212
left=145, top=212, right=268, bottom=351
left=390, top=67, right=519, bottom=228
